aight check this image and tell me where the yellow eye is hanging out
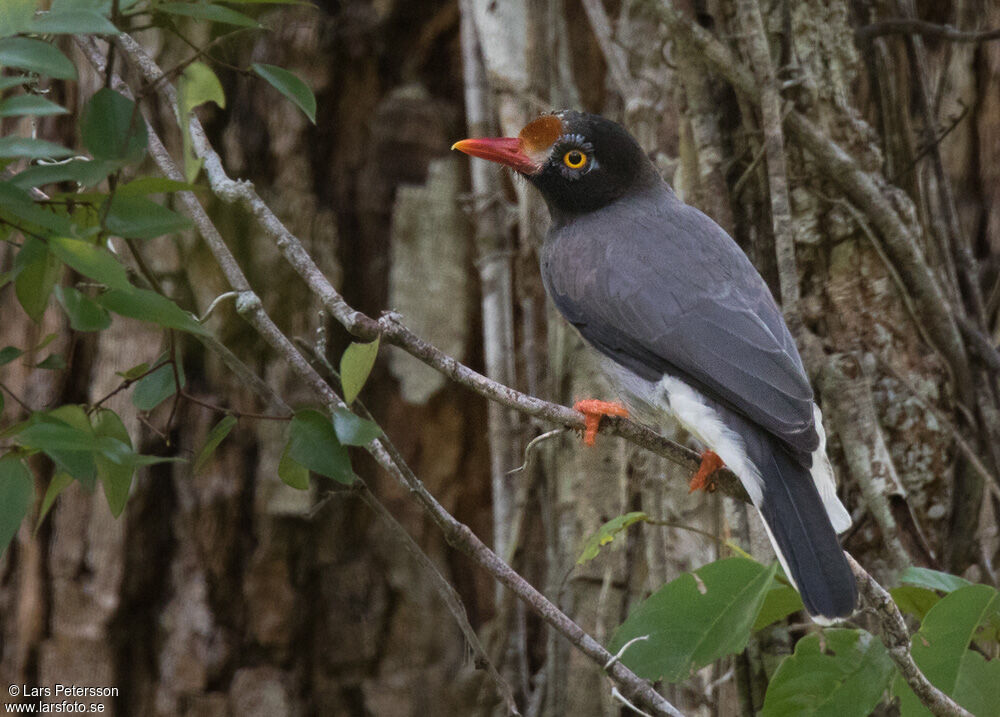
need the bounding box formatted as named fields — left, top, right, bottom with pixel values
left=563, top=149, right=587, bottom=169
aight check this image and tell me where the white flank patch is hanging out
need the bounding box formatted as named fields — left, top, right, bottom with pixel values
left=653, top=376, right=764, bottom=506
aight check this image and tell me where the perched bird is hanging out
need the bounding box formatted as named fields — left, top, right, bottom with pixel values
left=453, top=111, right=857, bottom=619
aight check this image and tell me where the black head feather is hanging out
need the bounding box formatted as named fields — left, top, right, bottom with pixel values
left=526, top=111, right=656, bottom=218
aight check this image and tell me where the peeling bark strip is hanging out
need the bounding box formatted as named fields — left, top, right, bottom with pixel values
left=735, top=0, right=800, bottom=316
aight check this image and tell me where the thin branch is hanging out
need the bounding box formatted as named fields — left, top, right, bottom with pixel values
left=356, top=486, right=522, bottom=716
left=856, top=19, right=1000, bottom=43
left=580, top=0, right=640, bottom=103
left=366, top=438, right=685, bottom=717
left=108, top=34, right=686, bottom=717
left=114, top=26, right=753, bottom=504
left=0, top=380, right=32, bottom=412
left=847, top=555, right=973, bottom=717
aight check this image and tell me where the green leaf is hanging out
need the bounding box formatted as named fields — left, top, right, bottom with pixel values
left=104, top=195, right=192, bottom=239
left=577, top=511, right=649, bottom=565
left=899, top=567, right=974, bottom=594
left=951, top=648, right=1000, bottom=717
left=0, top=181, right=76, bottom=236
left=608, top=557, right=777, bottom=682
left=278, top=442, right=309, bottom=490
left=91, top=409, right=134, bottom=517
left=157, top=2, right=261, bottom=27
left=48, top=236, right=131, bottom=291
left=54, top=285, right=112, bottom=331
left=36, top=471, right=73, bottom=531
left=0, top=456, right=34, bottom=559
left=117, top=177, right=199, bottom=196
left=332, top=407, right=381, bottom=446
left=10, top=159, right=115, bottom=190
left=0, top=37, right=77, bottom=80
left=0, top=136, right=74, bottom=159
left=761, top=629, right=894, bottom=717
left=891, top=585, right=941, bottom=622
left=34, top=332, right=57, bottom=352
left=753, top=578, right=805, bottom=631
left=251, top=63, right=316, bottom=124
left=0, top=75, right=30, bottom=91
left=340, top=337, right=379, bottom=404
left=0, top=0, right=35, bottom=37
left=132, top=359, right=184, bottom=411
left=193, top=415, right=237, bottom=474
left=81, top=88, right=147, bottom=163
left=287, top=409, right=354, bottom=485
left=29, top=8, right=118, bottom=34
left=180, top=61, right=226, bottom=113
left=894, top=584, right=1000, bottom=716
left=0, top=95, right=68, bottom=118
left=16, top=407, right=98, bottom=488
left=0, top=346, right=24, bottom=366
left=97, top=287, right=208, bottom=335
left=15, top=242, right=62, bottom=321
left=117, top=361, right=150, bottom=380
left=35, top=353, right=66, bottom=370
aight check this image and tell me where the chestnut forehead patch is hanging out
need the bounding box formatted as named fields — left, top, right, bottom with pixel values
left=518, top=114, right=564, bottom=153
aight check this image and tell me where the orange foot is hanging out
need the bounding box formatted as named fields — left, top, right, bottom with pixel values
left=573, top=399, right=629, bottom=446
left=689, top=450, right=724, bottom=493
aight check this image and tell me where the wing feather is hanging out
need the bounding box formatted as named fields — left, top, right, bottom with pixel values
left=542, top=193, right=818, bottom=457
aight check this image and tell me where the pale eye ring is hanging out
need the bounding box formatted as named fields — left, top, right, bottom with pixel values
left=563, top=149, right=587, bottom=169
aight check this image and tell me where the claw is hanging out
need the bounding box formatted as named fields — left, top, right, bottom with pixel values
left=573, top=399, right=629, bottom=446
left=689, top=450, right=724, bottom=493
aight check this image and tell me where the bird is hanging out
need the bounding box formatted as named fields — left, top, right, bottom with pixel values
left=452, top=110, right=857, bottom=619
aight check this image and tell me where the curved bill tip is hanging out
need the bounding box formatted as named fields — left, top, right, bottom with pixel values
left=451, top=136, right=539, bottom=174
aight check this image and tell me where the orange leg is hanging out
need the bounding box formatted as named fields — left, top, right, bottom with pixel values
left=573, top=399, right=630, bottom=446
left=689, top=450, right=724, bottom=493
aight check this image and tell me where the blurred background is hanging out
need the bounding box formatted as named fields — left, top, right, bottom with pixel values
left=2, top=0, right=1000, bottom=715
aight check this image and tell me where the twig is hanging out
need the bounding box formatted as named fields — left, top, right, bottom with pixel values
left=856, top=19, right=1000, bottom=43
left=366, top=438, right=685, bottom=717
left=356, top=485, right=521, bottom=716
left=580, top=0, right=640, bottom=103
left=0, top=380, right=32, bottom=412
left=179, top=391, right=291, bottom=422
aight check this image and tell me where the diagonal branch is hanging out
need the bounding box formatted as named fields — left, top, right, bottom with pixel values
left=848, top=555, right=973, bottom=717
left=104, top=34, right=686, bottom=717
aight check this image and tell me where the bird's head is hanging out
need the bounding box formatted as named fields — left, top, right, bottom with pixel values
left=452, top=111, right=653, bottom=216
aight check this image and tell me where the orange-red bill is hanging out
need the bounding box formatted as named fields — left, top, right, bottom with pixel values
left=451, top=137, right=540, bottom=174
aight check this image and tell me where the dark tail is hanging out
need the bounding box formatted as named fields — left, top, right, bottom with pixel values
left=753, top=438, right=857, bottom=619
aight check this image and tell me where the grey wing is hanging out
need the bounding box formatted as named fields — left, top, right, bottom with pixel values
left=544, top=206, right=818, bottom=458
